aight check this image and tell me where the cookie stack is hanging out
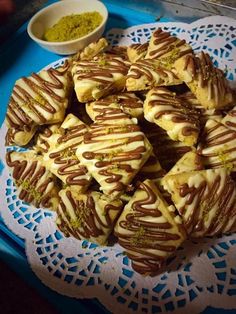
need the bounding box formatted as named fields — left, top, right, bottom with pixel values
left=5, top=29, right=236, bottom=275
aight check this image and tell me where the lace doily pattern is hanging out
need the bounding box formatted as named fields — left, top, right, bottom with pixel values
left=1, top=16, right=236, bottom=314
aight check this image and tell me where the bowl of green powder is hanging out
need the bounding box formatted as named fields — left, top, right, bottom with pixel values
left=27, top=0, right=108, bottom=55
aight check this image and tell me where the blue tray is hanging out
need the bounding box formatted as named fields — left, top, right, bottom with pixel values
left=0, top=1, right=235, bottom=313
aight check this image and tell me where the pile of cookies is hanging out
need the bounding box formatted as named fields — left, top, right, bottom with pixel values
left=5, top=28, right=236, bottom=275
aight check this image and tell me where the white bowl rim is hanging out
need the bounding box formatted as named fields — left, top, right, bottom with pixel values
left=27, top=0, right=108, bottom=46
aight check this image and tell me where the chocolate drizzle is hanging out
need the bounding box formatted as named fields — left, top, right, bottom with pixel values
left=140, top=121, right=192, bottom=171
left=130, top=43, right=148, bottom=54
left=6, top=61, right=70, bottom=127
left=35, top=124, right=60, bottom=153
left=92, top=108, right=133, bottom=124
left=174, top=169, right=236, bottom=237
left=197, top=119, right=236, bottom=170
left=182, top=52, right=231, bottom=106
left=115, top=180, right=185, bottom=274
left=6, top=96, right=33, bottom=128
left=6, top=151, right=59, bottom=209
left=44, top=117, right=91, bottom=189
left=127, top=59, right=180, bottom=89
left=146, top=28, right=192, bottom=60
left=49, top=149, right=89, bottom=186
left=127, top=43, right=149, bottom=62
left=5, top=124, right=37, bottom=146
left=222, top=105, right=236, bottom=131
left=57, top=189, right=123, bottom=243
left=58, top=190, right=103, bottom=239
left=72, top=54, right=130, bottom=101
left=179, top=91, right=223, bottom=127
left=77, top=110, right=152, bottom=197
left=57, top=124, right=87, bottom=144
left=144, top=87, right=200, bottom=144
left=75, top=56, right=128, bottom=79
left=86, top=92, right=143, bottom=120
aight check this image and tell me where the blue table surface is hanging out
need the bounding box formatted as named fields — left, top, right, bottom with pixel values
left=0, top=1, right=235, bottom=313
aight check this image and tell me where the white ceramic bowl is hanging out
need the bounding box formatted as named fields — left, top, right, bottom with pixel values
left=27, top=0, right=108, bottom=55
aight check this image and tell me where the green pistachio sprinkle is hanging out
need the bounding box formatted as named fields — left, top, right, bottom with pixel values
left=130, top=226, right=147, bottom=246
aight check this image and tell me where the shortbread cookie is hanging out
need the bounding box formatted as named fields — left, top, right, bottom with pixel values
left=179, top=91, right=222, bottom=127
left=73, top=37, right=108, bottom=61
left=86, top=92, right=143, bottom=121
left=174, top=52, right=233, bottom=109
left=5, top=124, right=37, bottom=146
left=178, top=91, right=203, bottom=107
left=34, top=124, right=61, bottom=154
left=6, top=150, right=59, bottom=210
left=145, top=28, right=192, bottom=62
left=144, top=87, right=200, bottom=146
left=162, top=168, right=236, bottom=237
left=114, top=92, right=144, bottom=118
left=76, top=110, right=153, bottom=199
left=141, top=121, right=192, bottom=170
left=6, top=61, right=71, bottom=127
left=127, top=42, right=149, bottom=63
left=222, top=105, right=236, bottom=131
left=161, top=150, right=203, bottom=204
left=198, top=119, right=236, bottom=171
left=163, top=150, right=203, bottom=178
left=5, top=94, right=34, bottom=129
left=57, top=188, right=123, bottom=245
left=114, top=179, right=186, bottom=275
left=94, top=107, right=138, bottom=125
left=43, top=114, right=91, bottom=191
left=72, top=54, right=130, bottom=103
left=126, top=59, right=182, bottom=91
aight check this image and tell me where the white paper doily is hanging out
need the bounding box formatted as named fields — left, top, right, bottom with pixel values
left=1, top=16, right=236, bottom=314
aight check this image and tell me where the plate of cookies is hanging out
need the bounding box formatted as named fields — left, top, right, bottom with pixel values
left=1, top=15, right=236, bottom=314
